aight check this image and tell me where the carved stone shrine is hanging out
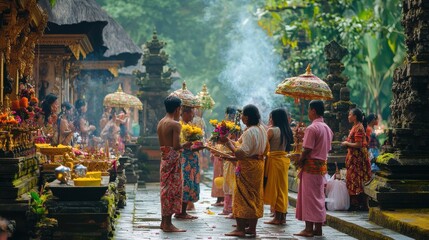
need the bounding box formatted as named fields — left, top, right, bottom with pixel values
left=365, top=0, right=429, bottom=209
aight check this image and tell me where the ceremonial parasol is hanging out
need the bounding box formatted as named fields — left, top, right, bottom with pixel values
left=275, top=64, right=333, bottom=101
left=197, top=84, right=215, bottom=110
left=103, top=85, right=143, bottom=110
left=275, top=64, right=333, bottom=155
left=170, top=82, right=201, bottom=108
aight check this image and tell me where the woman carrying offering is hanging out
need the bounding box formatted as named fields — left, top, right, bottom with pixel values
left=341, top=108, right=371, bottom=211
left=222, top=104, right=268, bottom=237
left=264, top=108, right=294, bottom=225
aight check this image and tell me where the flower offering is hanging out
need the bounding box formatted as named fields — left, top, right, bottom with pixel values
left=209, top=119, right=241, bottom=141
left=181, top=122, right=204, bottom=142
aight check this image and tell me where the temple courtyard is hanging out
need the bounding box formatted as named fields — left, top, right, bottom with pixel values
left=113, top=171, right=414, bottom=240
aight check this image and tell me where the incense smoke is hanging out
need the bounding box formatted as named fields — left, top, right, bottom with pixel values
left=212, top=2, right=284, bottom=121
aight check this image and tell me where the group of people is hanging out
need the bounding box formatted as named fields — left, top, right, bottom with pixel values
left=37, top=93, right=130, bottom=153
left=157, top=94, right=378, bottom=237
left=37, top=93, right=96, bottom=147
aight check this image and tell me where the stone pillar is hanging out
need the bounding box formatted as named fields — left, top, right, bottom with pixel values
left=365, top=0, right=429, bottom=209
left=323, top=41, right=355, bottom=172
left=135, top=30, right=174, bottom=146
left=134, top=31, right=175, bottom=182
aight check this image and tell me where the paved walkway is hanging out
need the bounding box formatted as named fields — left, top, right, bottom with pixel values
left=114, top=180, right=356, bottom=240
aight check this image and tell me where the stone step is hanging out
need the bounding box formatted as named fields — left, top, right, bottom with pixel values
left=288, top=192, right=413, bottom=240
left=369, top=207, right=429, bottom=240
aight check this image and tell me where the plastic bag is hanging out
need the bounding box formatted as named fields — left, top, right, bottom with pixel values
left=326, top=175, right=349, bottom=211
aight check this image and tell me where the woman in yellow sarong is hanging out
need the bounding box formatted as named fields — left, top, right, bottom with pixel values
left=264, top=108, right=294, bottom=225
left=222, top=104, right=268, bottom=237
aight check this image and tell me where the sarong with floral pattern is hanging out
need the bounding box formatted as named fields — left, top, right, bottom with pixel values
left=182, top=149, right=200, bottom=203
left=233, top=157, right=264, bottom=219
left=160, top=146, right=183, bottom=216
left=345, top=123, right=371, bottom=195
left=346, top=147, right=371, bottom=195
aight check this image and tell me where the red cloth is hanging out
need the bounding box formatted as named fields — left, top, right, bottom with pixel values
left=160, top=146, right=183, bottom=216
left=345, top=123, right=371, bottom=195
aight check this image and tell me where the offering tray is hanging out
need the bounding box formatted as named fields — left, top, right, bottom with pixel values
left=205, top=145, right=235, bottom=159
left=48, top=180, right=108, bottom=201
left=37, top=144, right=72, bottom=162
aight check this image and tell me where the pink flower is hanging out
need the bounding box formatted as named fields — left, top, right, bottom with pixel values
left=235, top=165, right=241, bottom=177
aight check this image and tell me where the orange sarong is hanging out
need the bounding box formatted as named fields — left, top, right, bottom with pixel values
left=232, top=157, right=264, bottom=219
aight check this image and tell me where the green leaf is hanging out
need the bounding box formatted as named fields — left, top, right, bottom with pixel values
left=387, top=33, right=398, bottom=54
left=272, top=12, right=282, bottom=21
left=30, top=191, right=42, bottom=205
left=36, top=208, right=45, bottom=215
left=364, top=34, right=379, bottom=61
left=49, top=0, right=56, bottom=7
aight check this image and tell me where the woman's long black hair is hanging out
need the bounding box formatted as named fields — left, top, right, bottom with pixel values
left=270, top=108, right=294, bottom=152
left=41, top=93, right=58, bottom=124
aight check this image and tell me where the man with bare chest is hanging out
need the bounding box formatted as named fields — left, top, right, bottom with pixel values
left=157, top=96, right=191, bottom=232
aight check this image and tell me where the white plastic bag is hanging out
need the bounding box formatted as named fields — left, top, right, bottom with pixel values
left=326, top=175, right=350, bottom=211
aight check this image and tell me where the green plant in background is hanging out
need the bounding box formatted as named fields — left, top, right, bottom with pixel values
left=29, top=191, right=48, bottom=218
left=29, top=190, right=58, bottom=239
left=96, top=0, right=404, bottom=124
left=258, top=0, right=405, bottom=121
left=95, top=0, right=273, bottom=121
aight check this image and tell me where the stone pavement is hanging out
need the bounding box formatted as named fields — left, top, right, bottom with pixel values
left=114, top=181, right=356, bottom=240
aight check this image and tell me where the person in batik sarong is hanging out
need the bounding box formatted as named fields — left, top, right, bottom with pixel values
left=175, top=106, right=204, bottom=219
left=294, top=100, right=333, bottom=238
left=157, top=96, right=191, bottom=232
left=342, top=108, right=371, bottom=211
left=264, top=108, right=294, bottom=225
left=222, top=104, right=268, bottom=237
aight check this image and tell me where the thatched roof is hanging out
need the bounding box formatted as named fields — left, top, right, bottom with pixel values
left=38, top=0, right=142, bottom=67
left=118, top=58, right=145, bottom=75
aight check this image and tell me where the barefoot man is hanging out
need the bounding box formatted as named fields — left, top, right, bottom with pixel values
left=294, top=100, right=333, bottom=237
left=157, top=96, right=191, bottom=232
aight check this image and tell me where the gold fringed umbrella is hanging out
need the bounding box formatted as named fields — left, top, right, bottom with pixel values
left=103, top=85, right=143, bottom=110
left=170, top=82, right=201, bottom=108
left=197, top=84, right=215, bottom=110
left=275, top=64, right=333, bottom=101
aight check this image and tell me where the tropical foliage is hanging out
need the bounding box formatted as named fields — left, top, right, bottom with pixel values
left=258, top=0, right=405, bottom=120
left=96, top=0, right=244, bottom=119
left=95, top=0, right=404, bottom=123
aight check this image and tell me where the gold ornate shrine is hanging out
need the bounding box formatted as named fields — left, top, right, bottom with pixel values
left=35, top=33, right=94, bottom=101
left=37, top=34, right=93, bottom=60
left=0, top=0, right=48, bottom=102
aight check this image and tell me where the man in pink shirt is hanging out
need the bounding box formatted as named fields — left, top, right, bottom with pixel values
left=294, top=100, right=333, bottom=237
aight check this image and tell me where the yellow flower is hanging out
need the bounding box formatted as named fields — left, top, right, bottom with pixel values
left=209, top=119, right=218, bottom=126
left=181, top=122, right=203, bottom=141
